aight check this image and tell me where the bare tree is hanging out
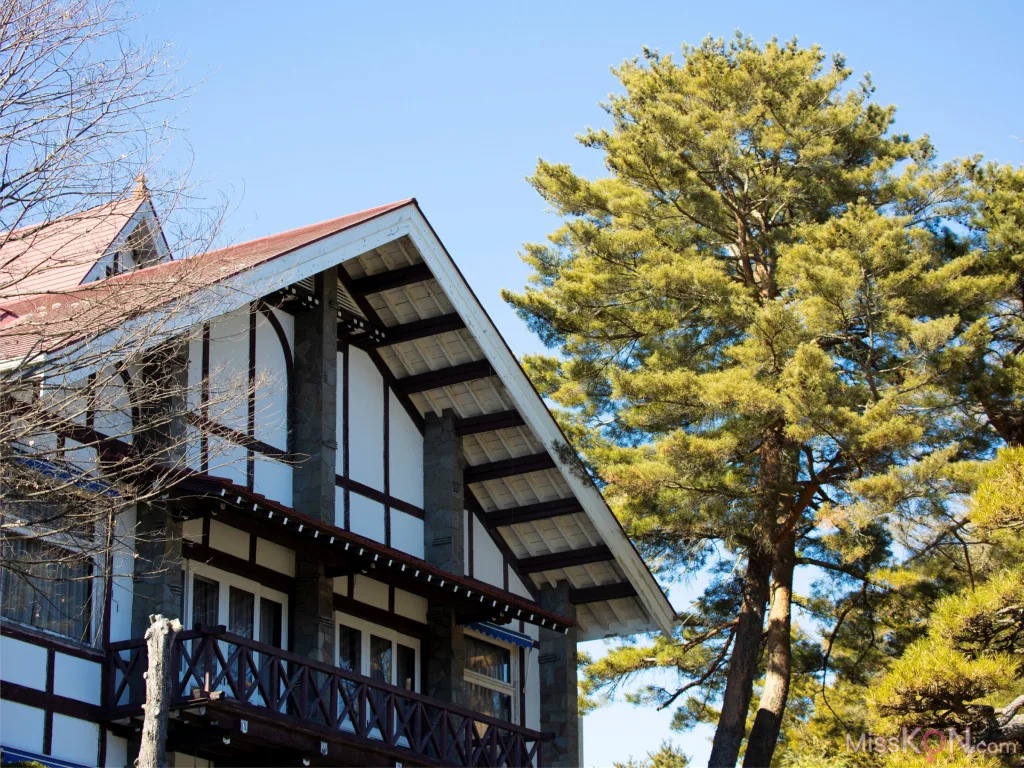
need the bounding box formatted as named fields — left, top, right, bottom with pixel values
left=0, top=0, right=273, bottom=654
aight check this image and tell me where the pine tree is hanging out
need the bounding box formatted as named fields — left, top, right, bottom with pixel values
left=939, top=164, right=1024, bottom=446
left=504, top=35, right=997, bottom=767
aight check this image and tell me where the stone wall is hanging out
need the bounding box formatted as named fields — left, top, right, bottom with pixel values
left=539, top=581, right=579, bottom=768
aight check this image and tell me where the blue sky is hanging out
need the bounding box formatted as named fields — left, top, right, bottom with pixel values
left=132, top=1, right=1024, bottom=764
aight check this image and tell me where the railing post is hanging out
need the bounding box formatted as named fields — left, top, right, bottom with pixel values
left=269, top=655, right=280, bottom=713
left=237, top=644, right=247, bottom=702
left=386, top=692, right=394, bottom=745
left=329, top=674, right=339, bottom=729
left=169, top=635, right=181, bottom=701
left=203, top=633, right=214, bottom=693
left=300, top=666, right=310, bottom=720
left=358, top=683, right=368, bottom=738
left=414, top=701, right=423, bottom=754
left=440, top=710, right=449, bottom=763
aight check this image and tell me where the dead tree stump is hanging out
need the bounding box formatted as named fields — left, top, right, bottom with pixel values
left=136, top=614, right=181, bottom=768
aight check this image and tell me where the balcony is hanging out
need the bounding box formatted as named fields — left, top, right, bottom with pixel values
left=104, top=626, right=549, bottom=767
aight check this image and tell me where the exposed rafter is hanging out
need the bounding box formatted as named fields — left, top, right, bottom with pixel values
left=483, top=497, right=583, bottom=529
left=358, top=311, right=466, bottom=350
left=454, top=409, right=525, bottom=436
left=569, top=582, right=638, bottom=605
left=349, top=262, right=433, bottom=296
left=518, top=545, right=615, bottom=574
left=392, top=359, right=493, bottom=396
left=463, top=451, right=555, bottom=484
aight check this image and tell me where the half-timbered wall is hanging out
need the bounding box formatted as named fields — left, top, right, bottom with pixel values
left=334, top=342, right=426, bottom=555
left=186, top=304, right=294, bottom=507
left=0, top=628, right=115, bottom=766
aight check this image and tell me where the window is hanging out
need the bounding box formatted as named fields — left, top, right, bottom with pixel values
left=464, top=634, right=516, bottom=723
left=0, top=538, right=92, bottom=643
left=339, top=623, right=362, bottom=673
left=369, top=634, right=392, bottom=684
left=228, top=586, right=254, bottom=638
left=191, top=576, right=219, bottom=628
left=335, top=614, right=420, bottom=691
left=259, top=597, right=282, bottom=648
left=186, top=567, right=288, bottom=649
left=396, top=643, right=416, bottom=692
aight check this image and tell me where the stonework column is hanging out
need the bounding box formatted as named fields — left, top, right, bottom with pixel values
left=538, top=581, right=579, bottom=768
left=131, top=347, right=189, bottom=637
left=292, top=555, right=335, bottom=663
left=423, top=409, right=466, bottom=704
left=292, top=267, right=338, bottom=526
left=290, top=268, right=338, bottom=664
left=131, top=504, right=184, bottom=637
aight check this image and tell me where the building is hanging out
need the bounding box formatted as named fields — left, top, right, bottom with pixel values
left=0, top=195, right=674, bottom=767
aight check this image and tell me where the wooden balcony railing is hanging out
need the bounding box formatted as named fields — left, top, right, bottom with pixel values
left=105, top=625, right=548, bottom=767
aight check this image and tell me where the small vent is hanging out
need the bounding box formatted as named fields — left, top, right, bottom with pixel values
left=336, top=279, right=366, bottom=319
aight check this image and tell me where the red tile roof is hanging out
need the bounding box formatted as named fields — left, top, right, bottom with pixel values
left=0, top=199, right=415, bottom=364
left=0, top=199, right=145, bottom=298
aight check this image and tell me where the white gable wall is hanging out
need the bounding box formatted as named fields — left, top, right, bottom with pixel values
left=390, top=510, right=423, bottom=558
left=254, top=454, right=292, bottom=507
left=336, top=350, right=345, bottom=472
left=388, top=391, right=423, bottom=506
left=350, top=494, right=386, bottom=544
left=207, top=306, right=249, bottom=433
left=348, top=347, right=384, bottom=492
left=254, top=311, right=289, bottom=451
left=472, top=510, right=504, bottom=588
left=109, top=505, right=137, bottom=643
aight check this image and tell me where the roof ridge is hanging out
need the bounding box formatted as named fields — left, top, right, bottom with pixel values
left=1, top=196, right=143, bottom=239
left=198, top=198, right=416, bottom=259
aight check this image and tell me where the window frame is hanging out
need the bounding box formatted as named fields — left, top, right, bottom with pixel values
left=463, top=628, right=520, bottom=724
left=184, top=561, right=289, bottom=649
left=334, top=611, right=421, bottom=692
left=0, top=530, right=99, bottom=646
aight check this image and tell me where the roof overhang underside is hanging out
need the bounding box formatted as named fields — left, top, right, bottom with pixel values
left=319, top=206, right=674, bottom=641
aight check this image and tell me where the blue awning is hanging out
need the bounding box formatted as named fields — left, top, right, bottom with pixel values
left=1, top=745, right=92, bottom=768
left=13, top=452, right=119, bottom=497
left=465, top=622, right=535, bottom=649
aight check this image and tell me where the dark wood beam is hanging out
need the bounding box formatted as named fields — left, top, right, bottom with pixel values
left=569, top=582, right=638, bottom=604
left=182, top=539, right=295, bottom=594
left=455, top=409, right=525, bottom=436
left=464, top=451, right=555, bottom=484
left=358, top=312, right=465, bottom=350
left=349, top=263, right=433, bottom=296
left=518, top=544, right=615, bottom=574
left=392, top=359, right=494, bottom=396
left=333, top=593, right=428, bottom=640
left=337, top=307, right=386, bottom=344
left=484, top=497, right=583, bottom=529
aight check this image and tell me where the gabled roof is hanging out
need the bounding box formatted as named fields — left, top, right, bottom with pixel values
left=0, top=197, right=675, bottom=639
left=0, top=199, right=413, bottom=364
left=0, top=198, right=145, bottom=297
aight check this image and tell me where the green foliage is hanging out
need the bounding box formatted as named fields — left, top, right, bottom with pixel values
left=936, top=162, right=1024, bottom=447
left=507, top=34, right=1001, bottom=755
left=870, top=567, right=1024, bottom=730
left=613, top=740, right=691, bottom=768
left=971, top=447, right=1024, bottom=533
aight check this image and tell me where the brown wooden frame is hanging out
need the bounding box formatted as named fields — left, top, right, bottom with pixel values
left=105, top=625, right=549, bottom=767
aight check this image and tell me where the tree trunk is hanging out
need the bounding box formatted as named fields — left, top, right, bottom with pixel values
left=742, top=534, right=796, bottom=768
left=137, top=614, right=181, bottom=768
left=708, top=547, right=772, bottom=768
left=709, top=423, right=792, bottom=768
